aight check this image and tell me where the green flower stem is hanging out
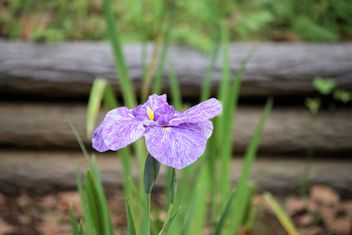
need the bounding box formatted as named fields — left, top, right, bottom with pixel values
left=142, top=193, right=151, bottom=235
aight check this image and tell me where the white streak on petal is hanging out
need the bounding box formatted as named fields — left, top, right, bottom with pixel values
left=145, top=124, right=207, bottom=169
left=101, top=107, right=146, bottom=151
left=169, top=98, right=222, bottom=125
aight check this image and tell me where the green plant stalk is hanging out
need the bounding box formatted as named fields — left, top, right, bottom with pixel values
left=84, top=172, right=103, bottom=233
left=159, top=204, right=181, bottom=235
left=141, top=154, right=160, bottom=234
left=70, top=207, right=81, bottom=235
left=205, top=137, right=218, bottom=220
left=216, top=23, right=234, bottom=209
left=216, top=23, right=230, bottom=141
left=200, top=33, right=221, bottom=101
left=168, top=62, right=183, bottom=110
left=227, top=98, right=273, bottom=235
left=171, top=162, right=201, bottom=235
left=142, top=19, right=167, bottom=100
left=77, top=174, right=95, bottom=235
left=264, top=193, right=299, bottom=235
left=200, top=0, right=222, bottom=101
left=141, top=193, right=151, bottom=235
left=86, top=79, right=109, bottom=138
left=152, top=11, right=174, bottom=94
left=119, top=148, right=135, bottom=210
left=102, top=0, right=136, bottom=108
left=182, top=162, right=208, bottom=235
left=89, top=158, right=115, bottom=235
left=224, top=182, right=252, bottom=235
left=126, top=199, right=137, bottom=235
left=139, top=0, right=148, bottom=77
left=102, top=0, right=146, bottom=179
left=214, top=190, right=235, bottom=235
left=219, top=53, right=253, bottom=209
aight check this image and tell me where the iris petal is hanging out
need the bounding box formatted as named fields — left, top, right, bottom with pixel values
left=98, top=107, right=146, bottom=151
left=92, top=123, right=109, bottom=152
left=169, top=98, right=222, bottom=125
left=145, top=124, right=207, bottom=169
left=184, top=120, right=213, bottom=139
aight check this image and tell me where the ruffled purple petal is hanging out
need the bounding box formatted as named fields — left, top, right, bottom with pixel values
left=145, top=124, right=207, bottom=169
left=146, top=94, right=167, bottom=111
left=169, top=98, right=222, bottom=125
left=92, top=123, right=109, bottom=152
left=132, top=94, right=175, bottom=124
left=97, top=107, right=146, bottom=151
left=154, top=104, right=175, bottom=125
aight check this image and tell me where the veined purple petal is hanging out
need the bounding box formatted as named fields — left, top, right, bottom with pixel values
left=154, top=104, right=175, bottom=125
left=192, top=120, right=214, bottom=139
left=146, top=94, right=167, bottom=111
left=99, top=107, right=146, bottom=151
left=145, top=124, right=207, bottom=169
left=132, top=94, right=175, bottom=124
left=92, top=123, right=109, bottom=152
left=169, top=98, right=222, bottom=125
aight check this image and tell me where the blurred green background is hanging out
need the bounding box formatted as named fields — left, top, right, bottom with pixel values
left=1, top=0, right=351, bottom=51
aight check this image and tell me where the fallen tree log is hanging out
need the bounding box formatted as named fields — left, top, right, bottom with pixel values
left=1, top=41, right=351, bottom=98
left=0, top=102, right=351, bottom=153
left=0, top=150, right=351, bottom=195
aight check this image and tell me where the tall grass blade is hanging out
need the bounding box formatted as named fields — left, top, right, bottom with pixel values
left=152, top=11, right=174, bottom=94
left=159, top=204, right=181, bottom=235
left=227, top=98, right=273, bottom=234
left=142, top=19, right=167, bottom=99
left=69, top=121, right=89, bottom=160
left=126, top=199, right=137, bottom=235
left=86, top=78, right=114, bottom=138
left=217, top=23, right=230, bottom=109
left=77, top=172, right=95, bottom=235
left=200, top=34, right=220, bottom=101
left=168, top=62, right=182, bottom=110
left=214, top=190, right=235, bottom=235
left=138, top=0, right=148, bottom=77
left=102, top=0, right=136, bottom=108
left=84, top=172, right=103, bottom=234
left=200, top=0, right=221, bottom=101
left=140, top=193, right=151, bottom=234
left=70, top=207, right=80, bottom=235
left=219, top=53, right=252, bottom=204
left=78, top=159, right=115, bottom=235
left=182, top=168, right=207, bottom=235
left=215, top=22, right=233, bottom=204
left=89, top=158, right=114, bottom=235
left=264, top=193, right=299, bottom=235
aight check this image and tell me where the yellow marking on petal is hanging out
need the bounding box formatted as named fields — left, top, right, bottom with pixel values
left=163, top=127, right=170, bottom=131
left=147, top=107, right=154, bottom=121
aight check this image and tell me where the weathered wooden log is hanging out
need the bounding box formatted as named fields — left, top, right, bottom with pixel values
left=1, top=41, right=351, bottom=98
left=0, top=102, right=351, bottom=153
left=0, top=151, right=351, bottom=195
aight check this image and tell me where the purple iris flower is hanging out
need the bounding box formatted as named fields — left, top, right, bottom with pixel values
left=92, top=94, right=222, bottom=169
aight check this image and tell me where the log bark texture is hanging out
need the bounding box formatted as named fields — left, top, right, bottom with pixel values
left=1, top=41, right=352, bottom=98
left=0, top=151, right=351, bottom=195
left=0, top=102, right=351, bottom=153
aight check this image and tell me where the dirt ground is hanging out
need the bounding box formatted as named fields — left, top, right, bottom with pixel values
left=0, top=185, right=351, bottom=235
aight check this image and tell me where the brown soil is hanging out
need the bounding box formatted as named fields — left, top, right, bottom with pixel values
left=0, top=185, right=351, bottom=235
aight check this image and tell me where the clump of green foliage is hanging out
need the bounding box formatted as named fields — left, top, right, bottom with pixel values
left=1, top=0, right=351, bottom=51
left=305, top=77, right=352, bottom=113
